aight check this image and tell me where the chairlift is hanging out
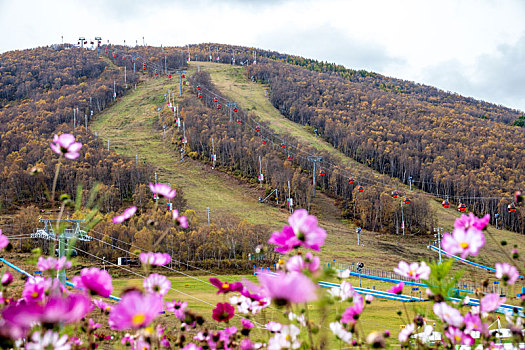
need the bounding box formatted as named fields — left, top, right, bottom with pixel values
left=181, top=74, right=185, bottom=79
left=167, top=74, right=172, bottom=78
left=198, top=93, right=202, bottom=98
left=262, top=139, right=267, bottom=144
left=113, top=52, right=117, bottom=58
left=233, top=108, right=238, bottom=113
left=214, top=97, right=218, bottom=103
left=319, top=170, right=326, bottom=177
left=154, top=70, right=159, bottom=75
left=287, top=155, right=293, bottom=161
left=197, top=86, right=201, bottom=90
left=143, top=63, right=146, bottom=70
left=236, top=119, right=242, bottom=125
left=442, top=200, right=450, bottom=208
left=458, top=203, right=467, bottom=212
left=280, top=143, right=286, bottom=149
left=392, top=191, right=398, bottom=198
left=217, top=104, right=221, bottom=109
left=357, top=186, right=364, bottom=192
left=508, top=203, right=516, bottom=213
left=403, top=197, right=411, bottom=205
left=183, top=81, right=187, bottom=85
left=256, top=125, right=261, bottom=132
left=122, top=56, right=126, bottom=60
left=348, top=177, right=355, bottom=184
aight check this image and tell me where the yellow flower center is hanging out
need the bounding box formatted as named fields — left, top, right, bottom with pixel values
left=460, top=242, right=469, bottom=249
left=105, top=306, right=111, bottom=311
left=31, top=292, right=39, bottom=298
left=285, top=335, right=292, bottom=341
left=278, top=259, right=285, bottom=265
left=455, top=335, right=462, bottom=343
left=132, top=313, right=146, bottom=327
left=222, top=283, right=230, bottom=289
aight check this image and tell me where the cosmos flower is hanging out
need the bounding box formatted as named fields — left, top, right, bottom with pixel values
left=139, top=252, right=171, bottom=266
left=266, top=321, right=283, bottom=332
left=166, top=300, right=187, bottom=321
left=50, top=134, right=82, bottom=160
left=22, top=280, right=47, bottom=303
left=341, top=295, right=364, bottom=325
left=181, top=343, right=202, bottom=350
left=37, top=256, right=72, bottom=271
left=257, top=271, right=317, bottom=305
left=286, top=252, right=320, bottom=273
left=495, top=262, right=520, bottom=285
left=337, top=269, right=351, bottom=278
left=209, top=278, right=243, bottom=294
left=1, top=272, right=13, bottom=286
left=433, top=302, right=463, bottom=327
left=444, top=326, right=475, bottom=345
left=143, top=273, right=171, bottom=296
left=93, top=299, right=112, bottom=312
left=172, top=209, right=189, bottom=228
left=112, top=206, right=137, bottom=223
left=73, top=267, right=113, bottom=298
left=149, top=183, right=176, bottom=199
left=365, top=294, right=374, bottom=303
left=268, top=324, right=301, bottom=349
left=212, top=302, right=235, bottom=323
left=454, top=213, right=490, bottom=232
left=241, top=318, right=254, bottom=329
left=240, top=338, right=264, bottom=350
left=88, top=318, right=101, bottom=330
left=1, top=301, right=44, bottom=339
left=441, top=229, right=485, bottom=259
left=398, top=323, right=415, bottom=343
left=40, top=293, right=92, bottom=324
left=386, top=282, right=404, bottom=295
left=480, top=293, right=506, bottom=313
left=268, top=209, right=326, bottom=253
left=0, top=229, right=8, bottom=250
left=328, top=281, right=356, bottom=301
left=394, top=261, right=430, bottom=280
left=109, top=291, right=163, bottom=330
left=330, top=322, right=352, bottom=343
left=26, top=330, right=70, bottom=350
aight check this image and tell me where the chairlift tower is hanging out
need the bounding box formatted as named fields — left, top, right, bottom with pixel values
left=307, top=156, right=323, bottom=197
left=94, top=37, right=102, bottom=56
left=176, top=70, right=186, bottom=97
left=226, top=102, right=237, bottom=122
left=31, top=219, right=92, bottom=284
left=78, top=37, right=85, bottom=48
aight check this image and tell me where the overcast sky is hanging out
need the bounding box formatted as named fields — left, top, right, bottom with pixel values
left=1, top=0, right=525, bottom=112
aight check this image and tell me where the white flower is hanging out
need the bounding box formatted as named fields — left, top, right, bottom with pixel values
left=330, top=322, right=352, bottom=343
left=328, top=281, right=355, bottom=301
left=26, top=331, right=70, bottom=350
left=268, top=324, right=301, bottom=350
left=266, top=321, right=283, bottom=332
left=143, top=273, right=171, bottom=296
left=337, top=269, right=350, bottom=278
left=230, top=295, right=269, bottom=314
left=398, top=323, right=415, bottom=342
left=288, top=312, right=306, bottom=327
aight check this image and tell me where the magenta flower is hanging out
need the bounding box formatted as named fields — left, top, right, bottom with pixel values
left=143, top=273, right=171, bottom=296
left=93, top=299, right=112, bottom=312
left=139, top=252, right=171, bottom=266
left=463, top=312, right=483, bottom=333
left=149, top=183, right=176, bottom=199
left=109, top=291, right=164, bottom=330
left=495, top=262, right=520, bottom=285
left=433, top=302, right=463, bottom=327
left=172, top=209, right=189, bottom=228
left=286, top=252, right=320, bottom=273
left=0, top=229, right=9, bottom=250
left=73, top=267, right=113, bottom=297
left=112, top=206, right=137, bottom=223
left=166, top=300, right=187, bottom=321
left=269, top=209, right=326, bottom=253
left=182, top=343, right=202, bottom=350
left=341, top=296, right=364, bottom=325
left=22, top=281, right=46, bottom=303
left=241, top=318, right=254, bottom=329
left=444, top=326, right=474, bottom=345
left=89, top=318, right=102, bottom=330
left=258, top=271, right=317, bottom=305
left=37, top=256, right=72, bottom=271
left=212, top=302, right=235, bottom=323
left=240, top=338, right=262, bottom=350
left=441, top=229, right=485, bottom=259
left=1, top=272, right=13, bottom=286
left=480, top=293, right=506, bottom=313
left=41, top=293, right=92, bottom=324
left=386, top=282, right=404, bottom=295
left=394, top=261, right=430, bottom=280
left=454, top=213, right=490, bottom=232
left=398, top=323, right=415, bottom=343
left=1, top=301, right=44, bottom=339
left=209, top=278, right=243, bottom=294
left=50, top=133, right=82, bottom=160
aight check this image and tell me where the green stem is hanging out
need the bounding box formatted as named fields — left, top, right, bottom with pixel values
left=51, top=159, right=62, bottom=205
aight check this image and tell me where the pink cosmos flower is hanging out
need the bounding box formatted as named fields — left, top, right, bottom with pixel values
left=329, top=280, right=356, bottom=301
left=149, top=183, right=176, bottom=199
left=212, top=302, right=235, bottom=323
left=22, top=281, right=46, bottom=303
left=93, top=299, right=112, bottom=312
left=1, top=301, right=44, bottom=339
left=50, top=133, right=82, bottom=160
left=121, top=334, right=134, bottom=346
left=73, top=267, right=113, bottom=297
left=286, top=252, right=320, bottom=273
left=394, top=261, right=430, bottom=280
left=172, top=209, right=189, bottom=228
left=240, top=338, right=264, bottom=350
left=341, top=294, right=364, bottom=324
left=258, top=271, right=317, bottom=305
left=41, top=293, right=92, bottom=324
left=441, top=229, right=485, bottom=259
left=165, top=300, right=187, bottom=321
left=89, top=318, right=102, bottom=330
left=398, top=323, right=415, bottom=343
left=1, top=271, right=13, bottom=286
left=330, top=322, right=353, bottom=344
left=463, top=312, right=483, bottom=333
left=433, top=302, right=463, bottom=327
left=386, top=282, right=404, bottom=295
left=109, top=291, right=163, bottom=330
left=143, top=273, right=171, bottom=296
left=112, top=206, right=137, bottom=223
left=268, top=209, right=326, bottom=253
left=26, top=330, right=70, bottom=350
left=0, top=229, right=8, bottom=250
left=495, top=262, right=520, bottom=285
left=444, top=326, right=474, bottom=345
left=454, top=213, right=490, bottom=232
left=365, top=294, right=374, bottom=303
left=480, top=293, right=506, bottom=313
left=37, top=256, right=72, bottom=271
left=241, top=318, right=254, bottom=329
left=209, top=278, right=243, bottom=294
left=266, top=321, right=283, bottom=332
left=139, top=252, right=171, bottom=266
left=182, top=343, right=202, bottom=350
